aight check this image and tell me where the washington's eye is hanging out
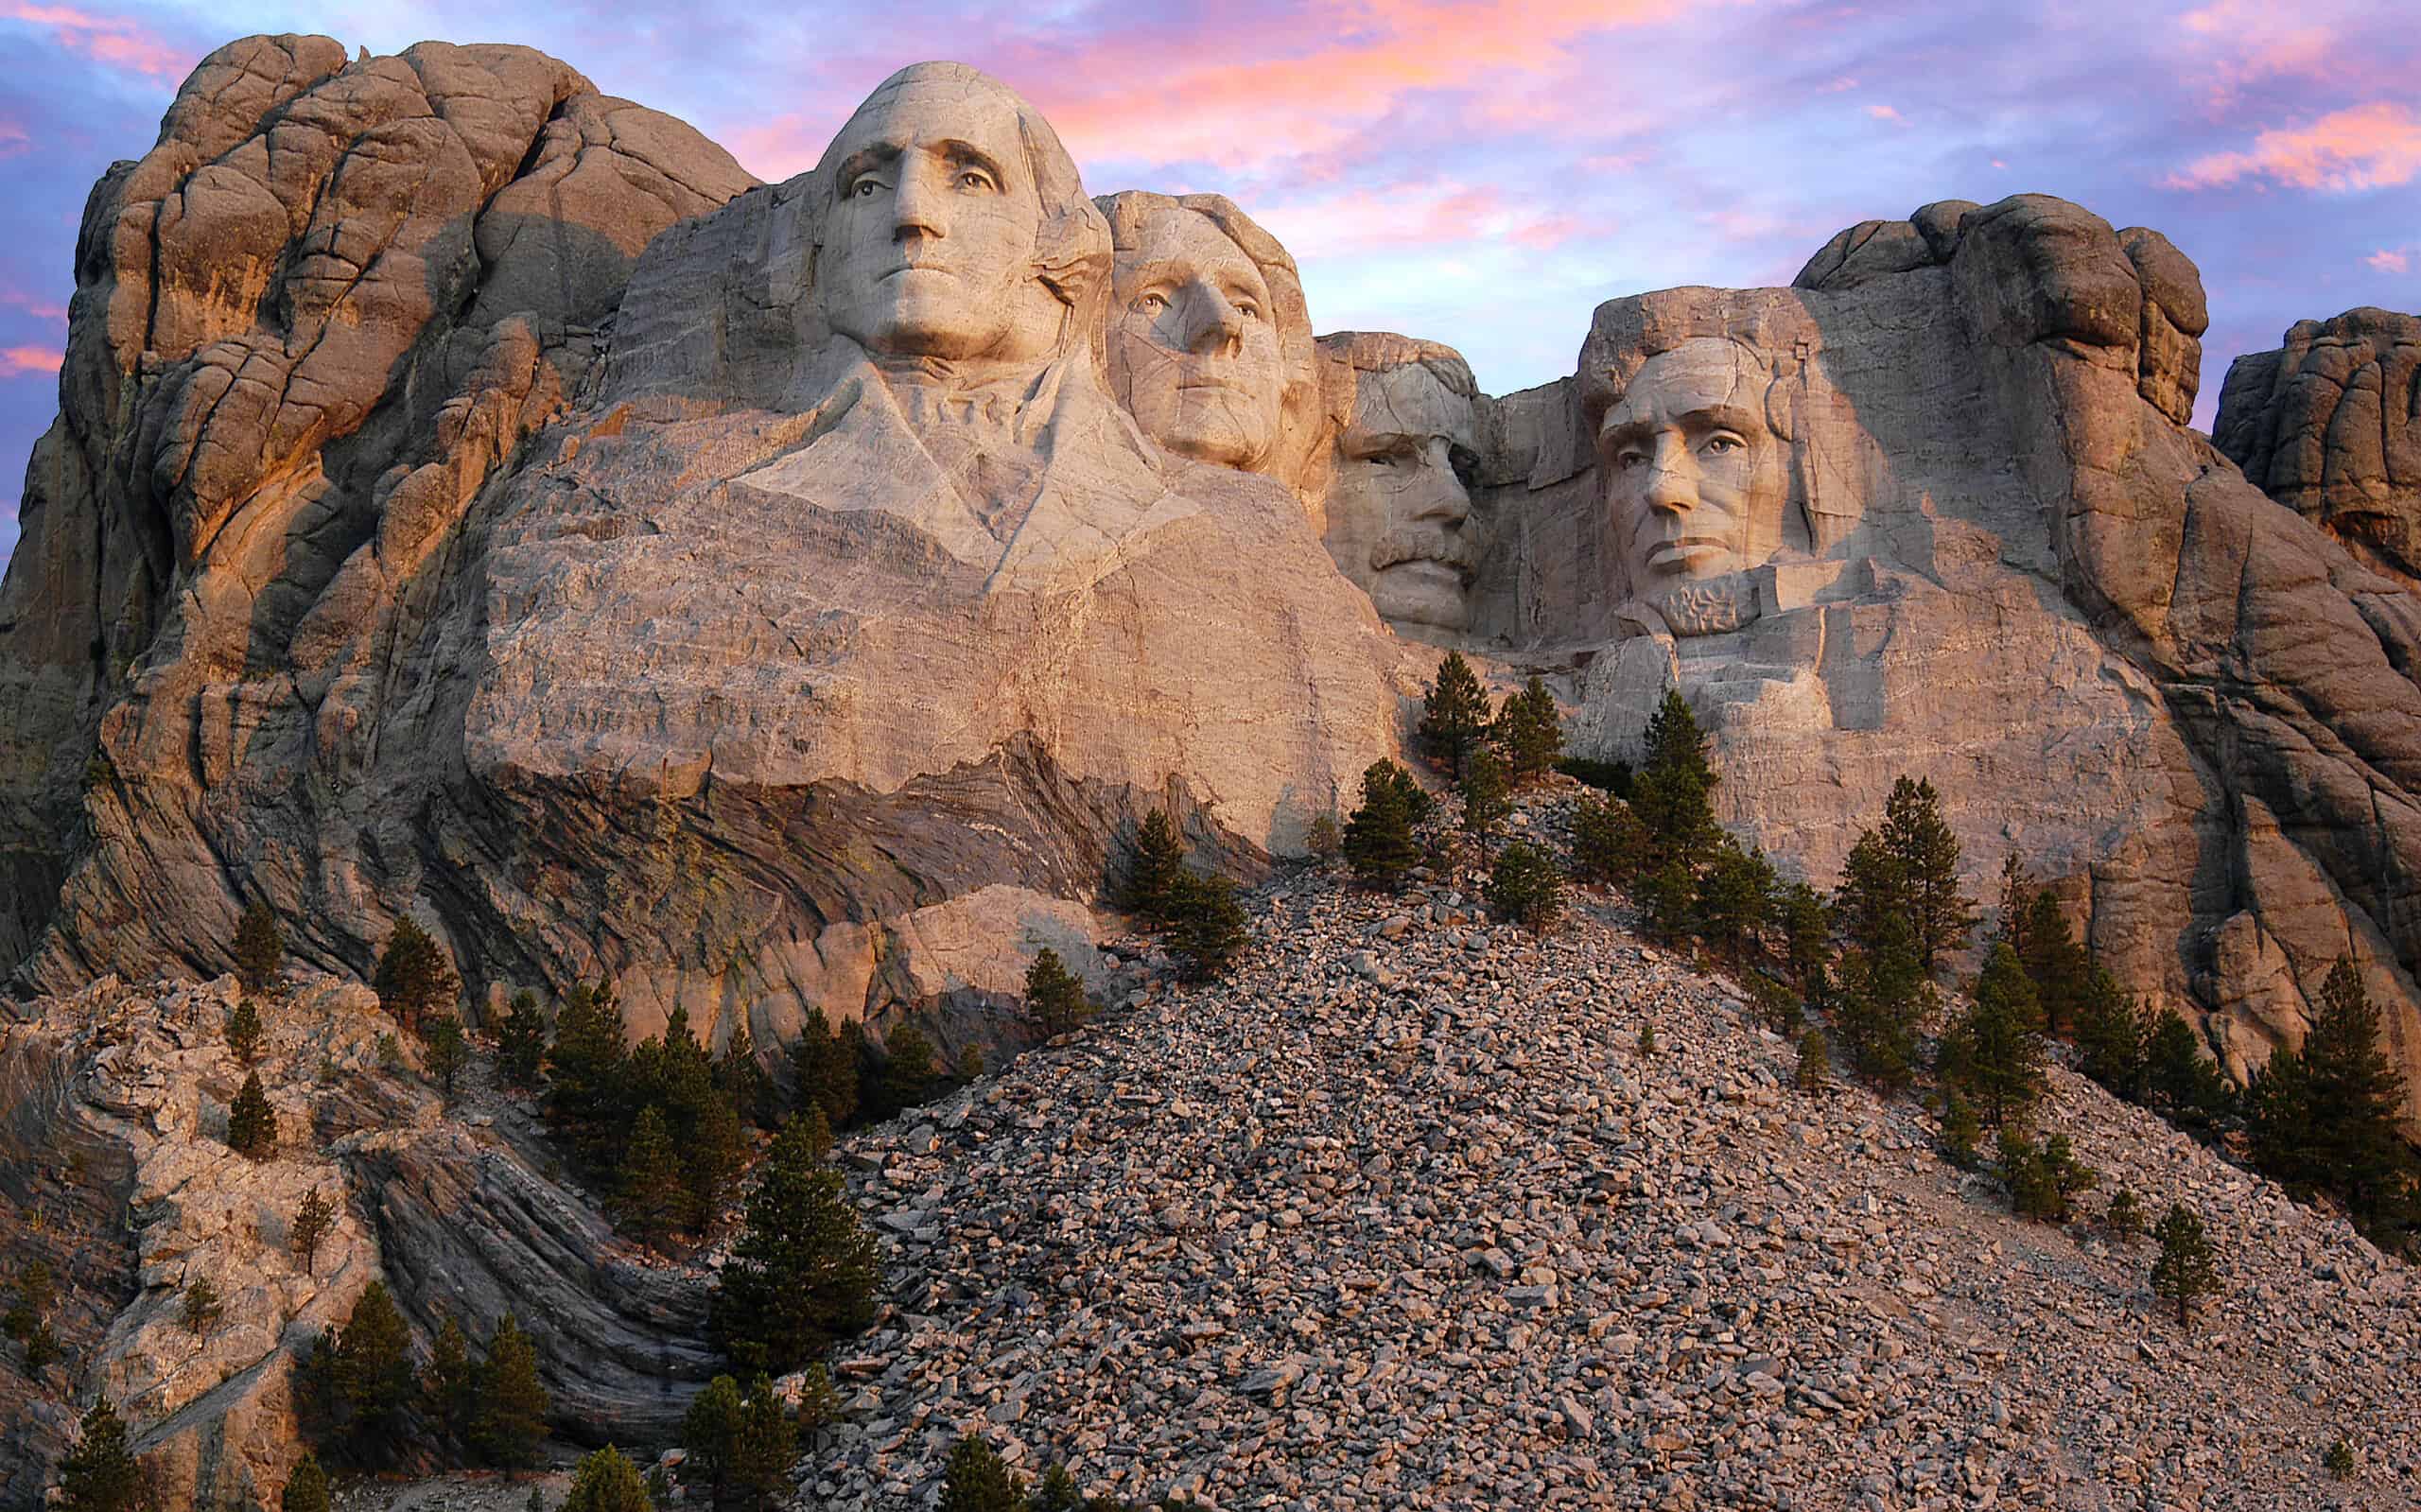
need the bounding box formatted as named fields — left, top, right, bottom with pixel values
left=957, top=167, right=999, bottom=192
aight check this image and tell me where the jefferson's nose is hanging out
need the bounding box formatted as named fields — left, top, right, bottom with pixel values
left=1182, top=286, right=1245, bottom=356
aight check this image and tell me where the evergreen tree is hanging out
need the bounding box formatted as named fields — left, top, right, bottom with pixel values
left=1832, top=913, right=1925, bottom=1091
left=1629, top=691, right=1718, bottom=872
left=423, top=1315, right=479, bottom=1456
left=545, top=982, right=629, bottom=1166
left=1635, top=1022, right=1658, bottom=1058
left=1025, top=947, right=1089, bottom=1037
left=939, top=1434, right=1022, bottom=1512
left=1123, top=810, right=1187, bottom=925
left=2104, top=1187, right=2145, bottom=1243
left=1304, top=813, right=1342, bottom=860
left=725, top=1375, right=797, bottom=1511
left=1567, top=792, right=1646, bottom=887
left=235, top=899, right=283, bottom=999
left=2145, top=1009, right=2236, bottom=1132
left=1991, top=855, right=2032, bottom=961
left=789, top=1008, right=861, bottom=1129
left=1999, top=1129, right=2097, bottom=1222
left=615, top=1106, right=687, bottom=1245
left=2248, top=958, right=2421, bottom=1250
left=1032, top=1465, right=1082, bottom=1512
left=424, top=1017, right=469, bottom=1106
left=1417, top=652, right=1490, bottom=777
left=709, top=1117, right=881, bottom=1374
left=24, top=1322, right=60, bottom=1378
left=1166, top=870, right=1249, bottom=982
left=2018, top=889, right=2090, bottom=1035
left=2073, top=967, right=2151, bottom=1100
left=305, top=1281, right=415, bottom=1466
left=2150, top=1203, right=2218, bottom=1328
left=1343, top=761, right=1422, bottom=892
left=280, top=1452, right=328, bottom=1512
left=1492, top=675, right=1563, bottom=783
left=372, top=918, right=459, bottom=1034
left=680, top=1375, right=746, bottom=1504
left=181, top=1278, right=223, bottom=1339
left=1457, top=746, right=1510, bottom=846
left=1793, top=1030, right=1831, bottom=1093
left=1697, top=838, right=1775, bottom=962
left=1940, top=943, right=2047, bottom=1128
left=1640, top=857, right=1697, bottom=945
left=58, top=1395, right=148, bottom=1512
left=290, top=1186, right=337, bottom=1277
left=630, top=1007, right=718, bottom=1143
left=225, top=999, right=264, bottom=1067
left=716, top=1024, right=772, bottom=1128
left=1779, top=882, right=1832, bottom=997
left=226, top=1071, right=277, bottom=1159
left=1831, top=829, right=1908, bottom=965
left=686, top=1096, right=747, bottom=1231
left=871, top=1023, right=939, bottom=1117
left=561, top=1447, right=651, bottom=1512
left=1880, top=776, right=1974, bottom=974
left=473, top=1313, right=549, bottom=1470
left=495, top=990, right=549, bottom=1092
left=1486, top=841, right=1562, bottom=933
left=1939, top=1090, right=1983, bottom=1170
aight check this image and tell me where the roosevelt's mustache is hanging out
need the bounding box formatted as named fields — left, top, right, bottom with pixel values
left=1371, top=523, right=1481, bottom=577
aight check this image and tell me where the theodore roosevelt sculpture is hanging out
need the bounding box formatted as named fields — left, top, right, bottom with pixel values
left=1315, top=332, right=1486, bottom=637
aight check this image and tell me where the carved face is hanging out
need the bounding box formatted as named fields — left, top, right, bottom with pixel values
left=1325, top=361, right=1481, bottom=632
left=1601, top=339, right=1787, bottom=597
left=817, top=77, right=1060, bottom=363
left=1106, top=207, right=1286, bottom=472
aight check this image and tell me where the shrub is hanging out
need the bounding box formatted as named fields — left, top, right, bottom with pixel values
left=709, top=1117, right=880, bottom=1374
left=1458, top=746, right=1510, bottom=846
left=225, top=999, right=263, bottom=1067
left=235, top=899, right=283, bottom=998
left=1636, top=1022, right=1658, bottom=1058
left=1166, top=870, right=1249, bottom=982
left=1025, top=947, right=1089, bottom=1037
left=280, top=1452, right=328, bottom=1512
left=1793, top=1030, right=1830, bottom=1093
left=2150, top=1202, right=2218, bottom=1328
left=1417, top=652, right=1490, bottom=777
left=1123, top=809, right=1187, bottom=925
left=181, top=1278, right=223, bottom=1339
left=1492, top=674, right=1564, bottom=783
left=2325, top=1438, right=2357, bottom=1480
left=562, top=1447, right=652, bottom=1512
left=227, top=1072, right=277, bottom=1159
left=1304, top=813, right=1342, bottom=859
left=372, top=918, right=459, bottom=1034
left=1554, top=756, right=1630, bottom=796
left=1486, top=840, right=1562, bottom=933
left=1344, top=760, right=1422, bottom=892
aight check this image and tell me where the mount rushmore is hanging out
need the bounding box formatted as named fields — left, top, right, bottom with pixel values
left=2, top=40, right=2418, bottom=1123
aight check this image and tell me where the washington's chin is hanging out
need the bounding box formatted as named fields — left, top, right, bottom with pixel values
left=1370, top=560, right=1471, bottom=631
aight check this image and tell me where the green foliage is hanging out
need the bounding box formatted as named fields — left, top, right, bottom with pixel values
left=290, top=1186, right=337, bottom=1277
left=1417, top=652, right=1491, bottom=777
left=1999, top=1129, right=2097, bottom=1223
left=280, top=1452, right=328, bottom=1512
left=1554, top=756, right=1631, bottom=796
left=681, top=1374, right=794, bottom=1511
left=235, top=899, right=283, bottom=998
left=1635, top=1022, right=1657, bottom=1058
left=717, top=1025, right=773, bottom=1128
left=2150, top=1203, right=2218, bottom=1328
left=710, top=1117, right=880, bottom=1375
left=496, top=990, right=548, bottom=1092
left=1165, top=870, right=1249, bottom=982
left=1832, top=830, right=1907, bottom=968
left=2325, top=1438, right=2357, bottom=1480
left=180, top=1277, right=222, bottom=1339
left=226, top=1071, right=277, bottom=1159
left=792, top=1362, right=839, bottom=1434
left=1832, top=913, right=1925, bottom=1091
left=372, top=918, right=460, bottom=1034
left=12, top=1260, right=53, bottom=1321
left=1567, top=793, right=1645, bottom=887
left=302, top=1281, right=416, bottom=1467
left=1696, top=838, right=1775, bottom=962
left=939, top=1434, right=1022, bottom=1512
left=2017, top=889, right=2089, bottom=1035
left=1939, top=1090, right=1982, bottom=1171
left=1779, top=882, right=1831, bottom=997
left=1025, top=947, right=1090, bottom=1037
left=545, top=981, right=630, bottom=1166
left=865, top=1022, right=941, bottom=1118
left=1457, top=746, right=1510, bottom=846
left=1630, top=691, right=1718, bottom=874
left=24, top=1323, right=59, bottom=1377
left=687, top=1097, right=748, bottom=1230
left=474, top=1314, right=549, bottom=1470
left=562, top=1447, right=653, bottom=1512
left=1640, top=858, right=1697, bottom=945
left=2145, top=1008, right=2236, bottom=1133
left=1793, top=1030, right=1830, bottom=1093
left=424, top=1017, right=469, bottom=1105
left=1880, top=776, right=1973, bottom=973
left=2073, top=967, right=2151, bottom=1100
left=225, top=999, right=263, bottom=1067
left=375, top=1034, right=403, bottom=1071
left=423, top=1316, right=479, bottom=1453
left=1486, top=840, right=1562, bottom=933
left=1492, top=674, right=1563, bottom=783
left=1304, top=813, right=1342, bottom=859
left=1123, top=810, right=1188, bottom=925
left=1992, top=855, right=2032, bottom=961
left=2104, top=1187, right=2145, bottom=1243
left=1344, top=761, right=1423, bottom=892
left=1940, top=943, right=2046, bottom=1129
left=58, top=1395, right=150, bottom=1512
left=790, top=1008, right=862, bottom=1130
left=2247, top=958, right=2420, bottom=1252
left=616, top=1106, right=687, bottom=1246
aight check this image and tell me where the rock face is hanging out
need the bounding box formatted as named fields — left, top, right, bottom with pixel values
left=1465, top=196, right=2421, bottom=1126
left=0, top=972, right=724, bottom=1511
left=2214, top=306, right=2421, bottom=585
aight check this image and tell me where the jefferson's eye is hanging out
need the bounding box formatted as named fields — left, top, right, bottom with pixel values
left=1614, top=448, right=1648, bottom=470
left=1134, top=292, right=1168, bottom=314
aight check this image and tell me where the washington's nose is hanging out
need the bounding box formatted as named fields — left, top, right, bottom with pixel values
left=891, top=167, right=948, bottom=242
left=1183, top=287, right=1245, bottom=356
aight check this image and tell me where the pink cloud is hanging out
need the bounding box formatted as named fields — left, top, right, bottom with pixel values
left=2168, top=102, right=2421, bottom=192
left=2, top=344, right=62, bottom=375
left=1867, top=104, right=1902, bottom=122
left=2, top=2, right=190, bottom=81
left=2369, top=249, right=2411, bottom=275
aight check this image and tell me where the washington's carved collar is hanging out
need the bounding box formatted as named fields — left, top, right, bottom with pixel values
left=868, top=352, right=1065, bottom=450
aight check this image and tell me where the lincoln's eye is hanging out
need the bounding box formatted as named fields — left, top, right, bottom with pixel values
left=849, top=178, right=880, bottom=199
left=1234, top=302, right=1261, bottom=321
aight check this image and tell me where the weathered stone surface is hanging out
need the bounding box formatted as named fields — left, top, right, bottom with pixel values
left=2215, top=305, right=2421, bottom=584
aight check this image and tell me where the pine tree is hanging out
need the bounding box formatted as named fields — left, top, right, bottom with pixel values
left=1794, top=1030, right=1831, bottom=1093
left=631, top=1006, right=718, bottom=1145
left=495, top=990, right=548, bottom=1092
left=2104, top=1187, right=2145, bottom=1243
left=226, top=1071, right=277, bottom=1159
left=280, top=1452, right=328, bottom=1512
left=290, top=1186, right=337, bottom=1277
left=24, top=1323, right=60, bottom=1378
left=1486, top=841, right=1562, bottom=933
left=307, top=1281, right=415, bottom=1466
left=1630, top=690, right=1717, bottom=871
left=615, top=1106, right=686, bottom=1245
left=1941, top=943, right=2047, bottom=1128
left=2150, top=1203, right=2218, bottom=1328
left=1166, top=870, right=1249, bottom=982
left=58, top=1395, right=148, bottom=1512
left=1343, top=760, right=1422, bottom=891
left=2018, top=889, right=2090, bottom=1035
left=1697, top=838, right=1775, bottom=962
left=729, top=1375, right=797, bottom=1512
left=225, top=999, right=264, bottom=1067
left=545, top=981, right=629, bottom=1166
left=473, top=1313, right=549, bottom=1469
left=423, top=1315, right=479, bottom=1456
left=790, top=1008, right=861, bottom=1129
left=680, top=1375, right=746, bottom=1504
left=1991, top=855, right=2032, bottom=961
left=1780, top=881, right=1831, bottom=995
left=710, top=1117, right=881, bottom=1374
left=181, top=1277, right=222, bottom=1339
left=1833, top=913, right=1925, bottom=1091
left=2074, top=967, right=2151, bottom=1099
left=939, top=1433, right=1022, bottom=1512
left=1418, top=652, right=1490, bottom=777
left=1880, top=776, right=1974, bottom=974
left=235, top=899, right=283, bottom=999
left=1032, top=1465, right=1083, bottom=1512
left=372, top=918, right=460, bottom=1034
left=1458, top=746, right=1510, bottom=846
left=2145, top=1009, right=2235, bottom=1132
left=1305, top=813, right=1342, bottom=860
left=561, top=1447, right=651, bottom=1512
left=1492, top=675, right=1563, bottom=783
left=1123, top=809, right=1187, bottom=925
left=1832, top=829, right=1908, bottom=965
left=716, top=1023, right=772, bottom=1128
left=686, top=1095, right=747, bottom=1230
left=1025, top=947, right=1090, bottom=1037
left=424, top=1017, right=469, bottom=1106
left=1640, top=857, right=1697, bottom=945
left=871, top=1023, right=939, bottom=1117
left=1568, top=792, right=1646, bottom=887
left=2249, top=958, right=2421, bottom=1250
left=1999, top=1128, right=2097, bottom=1222
left=1939, top=1090, right=1982, bottom=1170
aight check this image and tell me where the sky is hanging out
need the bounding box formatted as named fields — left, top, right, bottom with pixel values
left=1, top=0, right=2416, bottom=571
